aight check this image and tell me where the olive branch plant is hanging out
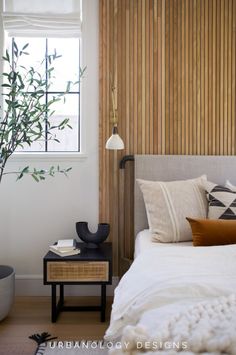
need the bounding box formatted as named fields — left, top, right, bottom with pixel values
left=0, top=42, right=85, bottom=183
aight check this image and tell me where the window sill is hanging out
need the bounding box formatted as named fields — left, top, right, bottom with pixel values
left=9, top=152, right=88, bottom=163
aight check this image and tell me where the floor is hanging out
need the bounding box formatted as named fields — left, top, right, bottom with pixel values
left=0, top=296, right=112, bottom=355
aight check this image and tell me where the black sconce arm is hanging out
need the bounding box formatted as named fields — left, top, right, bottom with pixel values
left=119, top=155, right=134, bottom=169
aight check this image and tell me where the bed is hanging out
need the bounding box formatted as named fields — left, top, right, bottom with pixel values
left=105, top=155, right=236, bottom=354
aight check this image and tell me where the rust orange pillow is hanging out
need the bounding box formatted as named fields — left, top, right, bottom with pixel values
left=186, top=217, right=236, bottom=246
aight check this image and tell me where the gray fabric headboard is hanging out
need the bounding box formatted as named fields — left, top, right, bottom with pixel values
left=134, top=155, right=236, bottom=236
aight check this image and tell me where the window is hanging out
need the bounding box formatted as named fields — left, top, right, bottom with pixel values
left=11, top=37, right=81, bottom=153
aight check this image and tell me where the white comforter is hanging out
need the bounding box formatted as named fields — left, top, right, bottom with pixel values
left=105, top=245, right=236, bottom=353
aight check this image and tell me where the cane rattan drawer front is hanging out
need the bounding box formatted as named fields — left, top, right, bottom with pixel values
left=46, top=261, right=109, bottom=282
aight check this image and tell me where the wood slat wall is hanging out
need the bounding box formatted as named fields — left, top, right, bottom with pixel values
left=99, top=0, right=236, bottom=275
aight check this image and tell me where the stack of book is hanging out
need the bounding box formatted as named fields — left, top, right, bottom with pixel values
left=49, top=239, right=80, bottom=257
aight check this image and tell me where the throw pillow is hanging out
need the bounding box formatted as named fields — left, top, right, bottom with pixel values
left=225, top=180, right=236, bottom=191
left=187, top=217, right=236, bottom=246
left=137, top=176, right=207, bottom=243
left=204, top=180, right=236, bottom=219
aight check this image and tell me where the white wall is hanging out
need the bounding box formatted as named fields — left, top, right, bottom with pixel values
left=0, top=0, right=118, bottom=296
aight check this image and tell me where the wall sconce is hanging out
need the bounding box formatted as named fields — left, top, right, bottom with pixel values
left=105, top=86, right=124, bottom=150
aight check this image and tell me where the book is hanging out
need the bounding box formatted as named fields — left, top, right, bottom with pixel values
left=56, top=239, right=76, bottom=249
left=49, top=245, right=80, bottom=257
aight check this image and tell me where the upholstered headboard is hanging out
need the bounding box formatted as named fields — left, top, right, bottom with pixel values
left=134, top=155, right=236, bottom=236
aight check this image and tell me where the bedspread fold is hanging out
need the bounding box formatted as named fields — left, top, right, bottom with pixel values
left=105, top=245, right=236, bottom=341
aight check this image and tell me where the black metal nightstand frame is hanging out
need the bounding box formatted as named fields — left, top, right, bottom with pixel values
left=43, top=242, right=112, bottom=323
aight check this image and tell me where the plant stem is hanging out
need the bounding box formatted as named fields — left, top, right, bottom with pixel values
left=0, top=161, right=6, bottom=183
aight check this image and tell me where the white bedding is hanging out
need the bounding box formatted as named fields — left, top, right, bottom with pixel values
left=134, top=229, right=192, bottom=258
left=105, top=244, right=236, bottom=353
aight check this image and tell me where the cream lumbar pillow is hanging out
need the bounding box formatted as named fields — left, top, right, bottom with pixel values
left=137, top=176, right=208, bottom=243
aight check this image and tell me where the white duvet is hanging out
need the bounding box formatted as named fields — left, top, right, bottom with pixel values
left=105, top=245, right=236, bottom=353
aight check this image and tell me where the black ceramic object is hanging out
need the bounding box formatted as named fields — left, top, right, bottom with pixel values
left=76, top=222, right=110, bottom=249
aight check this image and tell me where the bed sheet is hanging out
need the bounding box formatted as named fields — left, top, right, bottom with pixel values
left=134, top=229, right=193, bottom=258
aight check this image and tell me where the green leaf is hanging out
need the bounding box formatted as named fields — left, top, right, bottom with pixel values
left=4, top=50, right=10, bottom=62
left=66, top=81, right=72, bottom=92
left=16, top=173, right=24, bottom=181
left=32, top=174, right=40, bottom=182
left=22, top=43, right=29, bottom=51
left=13, top=41, right=18, bottom=51
left=22, top=166, right=30, bottom=174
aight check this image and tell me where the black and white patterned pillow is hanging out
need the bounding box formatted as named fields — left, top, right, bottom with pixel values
left=204, top=181, right=236, bottom=220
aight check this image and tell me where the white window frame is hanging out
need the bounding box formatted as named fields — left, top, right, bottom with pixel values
left=0, top=0, right=96, bottom=163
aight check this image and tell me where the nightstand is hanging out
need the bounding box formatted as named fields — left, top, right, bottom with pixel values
left=43, top=242, right=112, bottom=323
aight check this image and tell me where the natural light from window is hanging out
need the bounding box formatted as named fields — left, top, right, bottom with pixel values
left=11, top=37, right=80, bottom=153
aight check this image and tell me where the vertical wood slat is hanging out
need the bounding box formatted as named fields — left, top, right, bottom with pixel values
left=216, top=0, right=220, bottom=154
left=161, top=0, right=165, bottom=154
left=141, top=0, right=146, bottom=153
left=130, top=0, right=134, bottom=154
left=220, top=0, right=224, bottom=154
left=200, top=0, right=205, bottom=155
left=227, top=0, right=232, bottom=155
left=174, top=0, right=178, bottom=154
left=149, top=0, right=154, bottom=153
left=199, top=0, right=203, bottom=154
left=169, top=0, right=174, bottom=154
left=189, top=0, right=193, bottom=154
left=133, top=0, right=138, bottom=153
left=165, top=0, right=170, bottom=154
left=196, top=0, right=201, bottom=155
left=145, top=0, right=150, bottom=153
left=185, top=0, right=189, bottom=155
left=137, top=0, right=142, bottom=154
left=181, top=0, right=185, bottom=155
left=153, top=0, right=158, bottom=153
left=126, top=0, right=130, bottom=154
left=157, top=0, right=162, bottom=154
left=224, top=0, right=228, bottom=154
left=232, top=0, right=236, bottom=154
left=193, top=0, right=197, bottom=154
left=212, top=0, right=216, bottom=154
left=208, top=0, right=212, bottom=153
left=99, top=0, right=236, bottom=275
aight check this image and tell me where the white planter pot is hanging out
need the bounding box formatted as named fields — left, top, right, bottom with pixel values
left=0, top=265, right=15, bottom=321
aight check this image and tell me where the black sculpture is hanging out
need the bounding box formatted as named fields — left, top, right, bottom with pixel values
left=76, top=222, right=110, bottom=249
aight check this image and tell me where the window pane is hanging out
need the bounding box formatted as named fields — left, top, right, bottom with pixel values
left=16, top=140, right=45, bottom=152
left=47, top=94, right=79, bottom=152
left=11, top=37, right=80, bottom=153
left=47, top=38, right=80, bottom=92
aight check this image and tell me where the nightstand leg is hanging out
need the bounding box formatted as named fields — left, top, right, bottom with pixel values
left=51, top=285, right=57, bottom=323
left=101, top=284, right=106, bottom=322
left=59, top=284, right=64, bottom=307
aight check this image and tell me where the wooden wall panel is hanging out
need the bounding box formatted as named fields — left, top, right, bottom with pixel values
left=99, top=0, right=236, bottom=275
